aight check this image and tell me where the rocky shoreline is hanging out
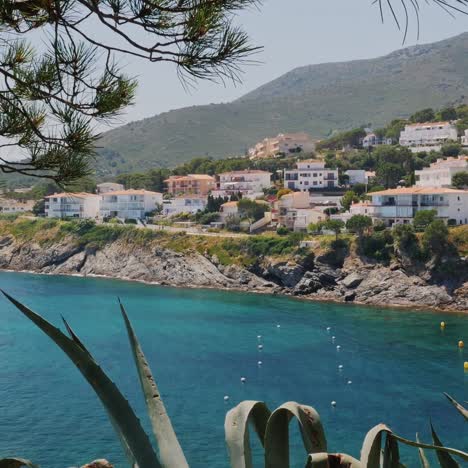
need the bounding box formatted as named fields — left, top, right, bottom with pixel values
left=0, top=234, right=467, bottom=313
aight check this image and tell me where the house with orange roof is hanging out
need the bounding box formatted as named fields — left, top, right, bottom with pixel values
left=164, top=174, right=215, bottom=196
left=100, top=189, right=163, bottom=220
left=399, top=121, right=458, bottom=152
left=45, top=192, right=100, bottom=219
left=365, top=187, right=468, bottom=226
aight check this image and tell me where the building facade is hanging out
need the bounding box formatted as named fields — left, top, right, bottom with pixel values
left=164, top=174, right=216, bottom=196
left=345, top=170, right=368, bottom=185
left=361, top=133, right=393, bottom=148
left=248, top=133, right=315, bottom=159
left=461, top=129, right=468, bottom=147
left=100, top=189, right=163, bottom=220
left=399, top=121, right=458, bottom=152
left=364, top=187, right=468, bottom=226
left=162, top=196, right=208, bottom=216
left=96, top=182, right=124, bottom=194
left=213, top=170, right=271, bottom=198
left=284, top=160, right=338, bottom=191
left=45, top=193, right=100, bottom=219
left=415, top=156, right=468, bottom=187
left=0, top=198, right=35, bottom=214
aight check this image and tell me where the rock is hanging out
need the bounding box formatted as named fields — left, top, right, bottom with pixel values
left=341, top=272, right=364, bottom=289
left=81, top=460, right=113, bottom=468
left=344, top=291, right=356, bottom=302
left=266, top=261, right=305, bottom=287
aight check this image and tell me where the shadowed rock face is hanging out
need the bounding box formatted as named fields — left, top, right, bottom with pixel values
left=0, top=234, right=466, bottom=312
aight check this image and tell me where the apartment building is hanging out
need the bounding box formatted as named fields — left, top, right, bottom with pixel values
left=275, top=191, right=325, bottom=231
left=362, top=187, right=468, bottom=226
left=248, top=133, right=316, bottom=159
left=96, top=182, right=124, bottom=194
left=162, top=196, right=208, bottom=216
left=399, top=121, right=458, bottom=152
left=284, top=160, right=338, bottom=191
left=100, top=189, right=163, bottom=220
left=45, top=193, right=100, bottom=219
left=213, top=170, right=271, bottom=198
left=415, top=156, right=468, bottom=187
left=0, top=198, right=35, bottom=214
left=164, top=174, right=216, bottom=196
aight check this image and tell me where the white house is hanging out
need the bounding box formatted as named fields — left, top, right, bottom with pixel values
left=45, top=193, right=100, bottom=219
left=248, top=133, right=316, bottom=159
left=284, top=160, right=338, bottom=191
left=162, top=196, right=208, bottom=216
left=364, top=187, right=468, bottom=226
left=275, top=192, right=325, bottom=231
left=399, top=121, right=458, bottom=152
left=415, top=156, right=468, bottom=188
left=461, top=129, right=468, bottom=147
left=100, top=189, right=163, bottom=220
left=213, top=170, right=271, bottom=199
left=361, top=133, right=393, bottom=148
left=0, top=198, right=35, bottom=214
left=96, top=182, right=124, bottom=194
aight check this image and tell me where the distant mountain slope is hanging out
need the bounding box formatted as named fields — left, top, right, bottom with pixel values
left=97, top=32, right=468, bottom=175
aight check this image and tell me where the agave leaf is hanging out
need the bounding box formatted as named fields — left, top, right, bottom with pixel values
left=119, top=300, right=188, bottom=468
left=0, top=459, right=38, bottom=468
left=391, top=433, right=467, bottom=462
left=444, top=393, right=468, bottom=422
left=264, top=402, right=327, bottom=468
left=225, top=400, right=271, bottom=468
left=360, top=424, right=391, bottom=468
left=1, top=291, right=161, bottom=468
left=416, top=433, right=430, bottom=468
left=382, top=434, right=400, bottom=468
left=305, top=452, right=361, bottom=467
left=430, top=422, right=460, bottom=468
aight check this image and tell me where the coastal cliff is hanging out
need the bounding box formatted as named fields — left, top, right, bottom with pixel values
left=0, top=218, right=466, bottom=312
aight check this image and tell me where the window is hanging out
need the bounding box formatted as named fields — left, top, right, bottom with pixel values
left=313, top=173, right=317, bottom=177
left=313, top=181, right=317, bottom=186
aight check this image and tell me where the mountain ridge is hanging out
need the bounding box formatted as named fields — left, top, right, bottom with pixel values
left=97, top=32, right=468, bottom=176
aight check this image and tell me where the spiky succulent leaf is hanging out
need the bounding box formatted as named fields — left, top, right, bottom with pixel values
left=119, top=300, right=188, bottom=468
left=444, top=393, right=468, bottom=421
left=416, top=433, right=430, bottom=468
left=0, top=459, right=38, bottom=468
left=360, top=424, right=390, bottom=468
left=225, top=400, right=271, bottom=468
left=383, top=434, right=400, bottom=468
left=1, top=291, right=161, bottom=468
left=264, top=402, right=327, bottom=468
left=430, top=422, right=460, bottom=468
left=305, top=452, right=361, bottom=467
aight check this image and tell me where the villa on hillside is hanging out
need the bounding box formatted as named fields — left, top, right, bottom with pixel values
left=100, top=189, right=163, bottom=220
left=96, top=182, right=125, bottom=194
left=284, top=160, right=339, bottom=191
left=164, top=174, right=216, bottom=196
left=415, top=156, right=468, bottom=188
left=0, top=198, right=35, bottom=214
left=361, top=133, right=393, bottom=148
left=275, top=192, right=326, bottom=231
left=399, top=121, right=458, bottom=152
left=248, top=133, right=316, bottom=159
left=334, top=187, right=468, bottom=226
left=212, top=170, right=271, bottom=199
left=162, top=195, right=208, bottom=216
left=45, top=193, right=100, bottom=219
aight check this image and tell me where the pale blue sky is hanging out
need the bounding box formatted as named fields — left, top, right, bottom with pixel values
left=111, top=0, right=468, bottom=126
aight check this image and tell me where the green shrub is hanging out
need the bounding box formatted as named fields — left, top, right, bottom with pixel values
left=360, top=230, right=394, bottom=262
left=276, top=226, right=290, bottom=236
left=423, top=220, right=449, bottom=256
left=414, top=209, right=437, bottom=231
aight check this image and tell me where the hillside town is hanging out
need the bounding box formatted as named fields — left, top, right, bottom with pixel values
left=2, top=111, right=468, bottom=235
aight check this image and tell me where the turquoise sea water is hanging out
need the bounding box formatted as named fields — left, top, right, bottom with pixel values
left=0, top=271, right=466, bottom=467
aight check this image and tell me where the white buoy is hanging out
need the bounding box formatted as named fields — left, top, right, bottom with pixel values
left=347, top=380, right=352, bottom=385
left=258, top=344, right=263, bottom=350
left=224, top=395, right=230, bottom=401
left=276, top=324, right=281, bottom=328
left=241, top=377, right=246, bottom=383
left=257, top=335, right=262, bottom=341
left=332, top=336, right=336, bottom=340
left=257, top=361, right=263, bottom=366
left=336, top=345, right=341, bottom=350
left=331, top=401, right=337, bottom=407
left=338, top=365, right=343, bottom=370
left=326, top=327, right=331, bottom=331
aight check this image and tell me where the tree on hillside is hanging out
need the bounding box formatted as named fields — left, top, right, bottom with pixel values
left=323, top=219, right=345, bottom=241
left=341, top=191, right=359, bottom=211
left=452, top=171, right=468, bottom=189
left=238, top=199, right=267, bottom=221
left=422, top=219, right=449, bottom=257
left=346, top=215, right=372, bottom=239
left=0, top=1, right=259, bottom=185
left=374, top=146, right=412, bottom=188
left=410, top=108, right=435, bottom=123
left=413, top=209, right=437, bottom=231
left=441, top=142, right=462, bottom=157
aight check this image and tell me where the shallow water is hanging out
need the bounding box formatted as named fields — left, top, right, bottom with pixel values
left=0, top=271, right=466, bottom=467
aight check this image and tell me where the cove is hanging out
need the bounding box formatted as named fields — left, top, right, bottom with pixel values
left=0, top=271, right=466, bottom=467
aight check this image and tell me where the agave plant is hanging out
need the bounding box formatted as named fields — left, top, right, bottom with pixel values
left=0, top=291, right=467, bottom=468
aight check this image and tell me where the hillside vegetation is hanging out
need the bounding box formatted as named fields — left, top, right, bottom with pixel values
left=96, top=32, right=468, bottom=175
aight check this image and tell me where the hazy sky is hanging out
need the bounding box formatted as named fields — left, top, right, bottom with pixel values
left=109, top=0, right=468, bottom=127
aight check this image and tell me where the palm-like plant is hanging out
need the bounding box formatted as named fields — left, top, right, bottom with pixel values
left=0, top=291, right=467, bottom=467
